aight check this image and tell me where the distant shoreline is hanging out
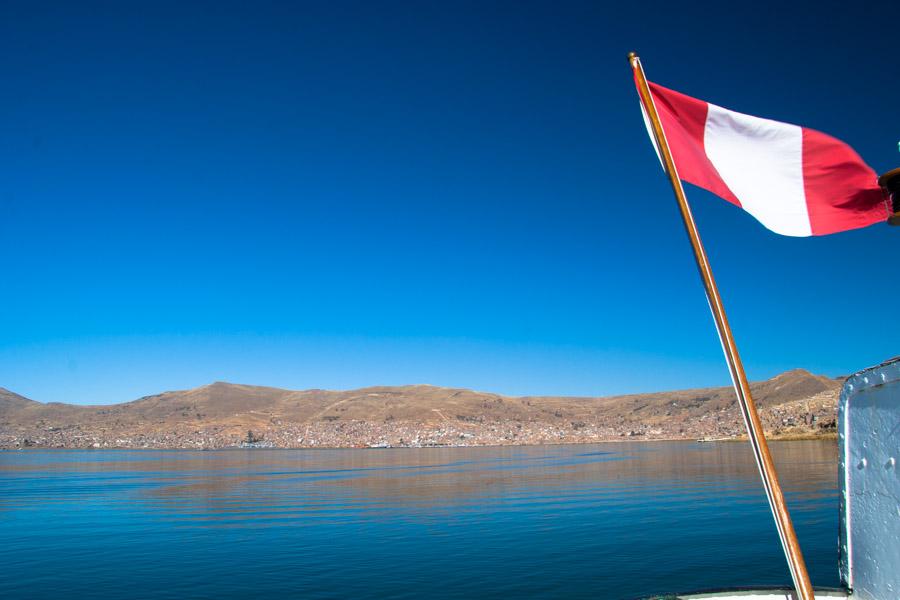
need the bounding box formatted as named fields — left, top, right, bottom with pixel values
left=1, top=430, right=838, bottom=451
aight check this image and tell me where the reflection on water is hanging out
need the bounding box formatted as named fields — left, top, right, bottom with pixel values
left=0, top=441, right=838, bottom=599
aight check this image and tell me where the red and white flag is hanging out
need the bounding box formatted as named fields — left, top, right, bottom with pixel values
left=637, top=80, right=887, bottom=236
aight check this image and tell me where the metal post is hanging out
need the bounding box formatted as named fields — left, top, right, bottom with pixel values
left=628, top=52, right=815, bottom=600
left=879, top=168, right=900, bottom=225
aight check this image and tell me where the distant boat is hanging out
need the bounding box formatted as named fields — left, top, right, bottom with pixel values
left=238, top=440, right=275, bottom=449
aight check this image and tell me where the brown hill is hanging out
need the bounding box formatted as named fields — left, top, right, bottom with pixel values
left=0, top=387, right=39, bottom=411
left=0, top=369, right=843, bottom=449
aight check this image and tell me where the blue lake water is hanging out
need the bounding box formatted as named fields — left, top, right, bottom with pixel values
left=0, top=440, right=839, bottom=599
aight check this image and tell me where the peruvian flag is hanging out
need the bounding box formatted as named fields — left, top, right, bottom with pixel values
left=638, top=81, right=887, bottom=236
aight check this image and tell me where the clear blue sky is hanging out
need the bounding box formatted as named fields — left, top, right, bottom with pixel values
left=2, top=1, right=898, bottom=404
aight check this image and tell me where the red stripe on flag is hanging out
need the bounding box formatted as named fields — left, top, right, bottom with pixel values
left=801, top=128, right=887, bottom=235
left=645, top=82, right=741, bottom=207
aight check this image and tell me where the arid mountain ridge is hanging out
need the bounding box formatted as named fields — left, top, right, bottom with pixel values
left=0, top=368, right=843, bottom=449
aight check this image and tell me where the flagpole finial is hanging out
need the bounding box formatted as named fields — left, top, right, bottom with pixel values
left=878, top=168, right=900, bottom=225
left=627, top=51, right=639, bottom=65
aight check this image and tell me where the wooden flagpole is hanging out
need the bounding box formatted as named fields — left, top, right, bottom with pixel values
left=628, top=52, right=815, bottom=600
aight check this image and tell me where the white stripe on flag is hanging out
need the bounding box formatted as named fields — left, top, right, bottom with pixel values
left=639, top=102, right=664, bottom=171
left=703, top=103, right=812, bottom=237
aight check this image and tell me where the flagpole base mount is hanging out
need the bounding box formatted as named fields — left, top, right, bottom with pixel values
left=879, top=168, right=900, bottom=226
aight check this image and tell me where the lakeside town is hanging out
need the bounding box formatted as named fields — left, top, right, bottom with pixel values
left=1, top=370, right=840, bottom=450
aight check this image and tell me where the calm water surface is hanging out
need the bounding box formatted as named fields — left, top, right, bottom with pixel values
left=0, top=441, right=839, bottom=599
